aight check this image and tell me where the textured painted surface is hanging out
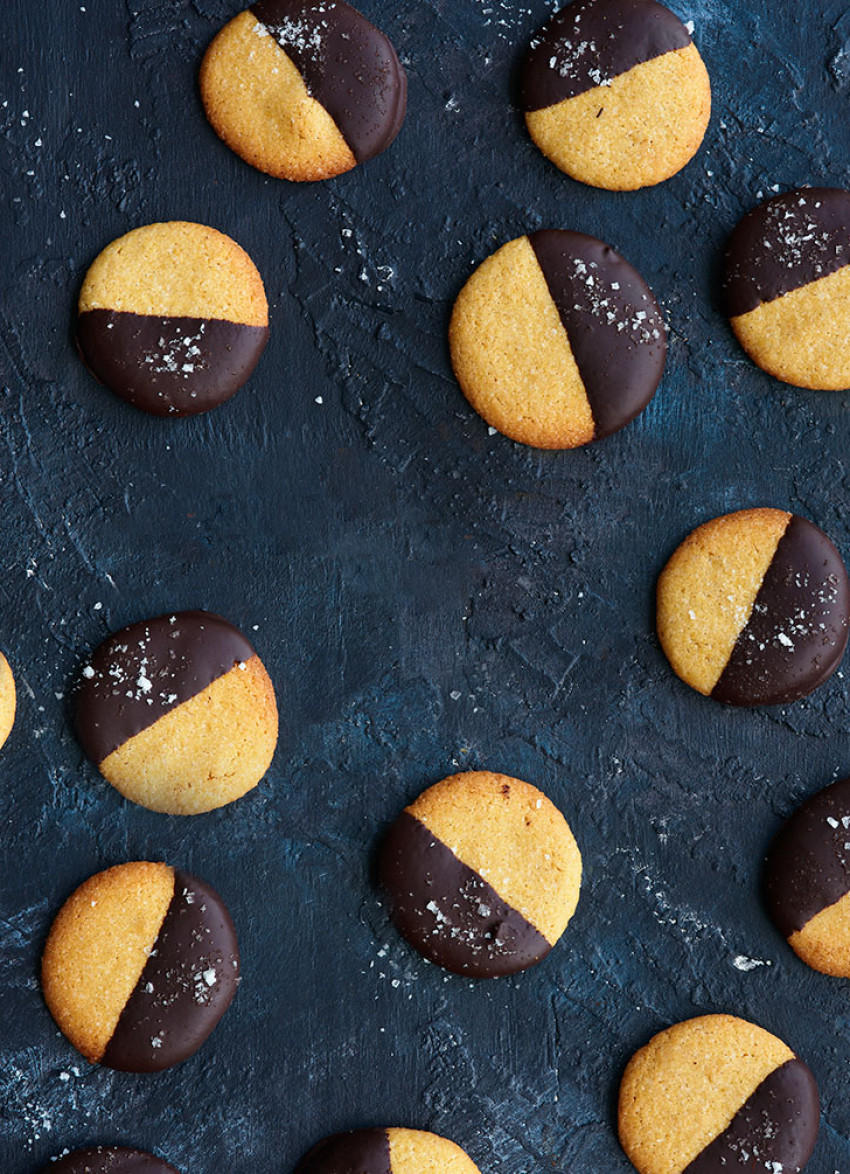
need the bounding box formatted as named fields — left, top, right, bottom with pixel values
left=2, top=1, right=850, bottom=1171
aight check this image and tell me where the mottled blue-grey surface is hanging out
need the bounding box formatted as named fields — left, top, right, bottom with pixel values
left=3, top=1, right=850, bottom=1171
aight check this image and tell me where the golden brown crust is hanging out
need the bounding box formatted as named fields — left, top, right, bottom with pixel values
left=789, top=889, right=850, bottom=976
left=0, top=651, right=15, bottom=751
left=387, top=1128, right=482, bottom=1173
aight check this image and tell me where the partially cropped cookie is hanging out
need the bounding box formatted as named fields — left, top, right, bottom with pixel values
left=379, top=771, right=581, bottom=977
left=723, top=188, right=850, bottom=389
left=74, top=610, right=278, bottom=815
left=657, top=508, right=850, bottom=706
left=200, top=0, right=407, bottom=181
left=76, top=222, right=269, bottom=417
left=42, top=862, right=239, bottom=1073
left=619, top=1015, right=819, bottom=1174
left=520, top=0, right=711, bottom=190
left=449, top=230, right=666, bottom=448
left=295, top=1127, right=481, bottom=1173
left=40, top=1148, right=179, bottom=1173
left=765, top=776, right=850, bottom=976
left=0, top=649, right=15, bottom=750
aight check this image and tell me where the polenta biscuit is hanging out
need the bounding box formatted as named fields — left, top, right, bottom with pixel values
left=42, top=862, right=240, bottom=1073
left=295, top=1127, right=482, bottom=1173
left=379, top=771, right=582, bottom=978
left=657, top=508, right=850, bottom=706
left=40, top=1148, right=179, bottom=1173
left=200, top=0, right=407, bottom=181
left=449, top=230, right=666, bottom=448
left=723, top=188, right=850, bottom=389
left=619, top=1015, right=819, bottom=1174
left=74, top=610, right=278, bottom=815
left=520, top=0, right=711, bottom=190
left=0, top=650, right=15, bottom=750
left=76, top=221, right=269, bottom=417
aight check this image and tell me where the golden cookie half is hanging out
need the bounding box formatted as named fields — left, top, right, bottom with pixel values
left=619, top=1015, right=819, bottom=1174
left=200, top=1, right=407, bottom=181
left=520, top=0, right=710, bottom=190
left=657, top=508, right=850, bottom=706
left=0, top=650, right=15, bottom=750
left=294, top=1127, right=481, bottom=1173
left=77, top=221, right=268, bottom=417
left=379, top=770, right=582, bottom=977
left=449, top=230, right=666, bottom=449
left=723, top=188, right=850, bottom=389
left=74, top=609, right=278, bottom=814
left=42, top=862, right=240, bottom=1073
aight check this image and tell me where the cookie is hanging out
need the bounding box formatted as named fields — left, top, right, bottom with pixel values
left=723, top=188, right=850, bottom=389
left=449, top=230, right=666, bottom=448
left=40, top=1147, right=179, bottom=1173
left=520, top=0, right=711, bottom=190
left=0, top=649, right=15, bottom=750
left=295, top=1127, right=481, bottom=1173
left=764, top=776, right=850, bottom=976
left=657, top=508, right=850, bottom=706
left=200, top=0, right=407, bottom=182
left=378, top=771, right=581, bottom=978
left=76, top=221, right=269, bottom=417
left=42, top=862, right=239, bottom=1073
left=618, top=1014, right=819, bottom=1174
left=74, top=610, right=278, bottom=815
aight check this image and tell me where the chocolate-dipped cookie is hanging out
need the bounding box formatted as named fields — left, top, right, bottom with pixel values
left=200, top=0, right=407, bottom=181
left=378, top=771, right=582, bottom=978
left=449, top=230, right=666, bottom=448
left=520, top=0, right=711, bottom=190
left=765, top=776, right=850, bottom=976
left=657, top=508, right=850, bottom=706
left=0, top=649, right=15, bottom=750
left=74, top=610, right=278, bottom=815
left=618, top=1015, right=819, bottom=1174
left=40, top=1147, right=179, bottom=1173
left=295, top=1127, right=481, bottom=1173
left=42, top=862, right=239, bottom=1073
left=76, top=222, right=269, bottom=417
left=723, top=188, right=850, bottom=389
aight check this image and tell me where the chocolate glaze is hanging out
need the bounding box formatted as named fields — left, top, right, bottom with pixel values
left=251, top=0, right=407, bottom=163
left=723, top=188, right=850, bottom=317
left=41, top=1148, right=179, bottom=1173
left=76, top=309, right=268, bottom=417
left=75, top=610, right=256, bottom=765
left=765, top=776, right=850, bottom=938
left=528, top=229, right=666, bottom=439
left=520, top=0, right=692, bottom=111
left=294, top=1128, right=392, bottom=1174
left=712, top=515, right=850, bottom=707
left=378, top=810, right=552, bottom=978
left=100, top=870, right=239, bottom=1073
left=683, top=1059, right=819, bottom=1173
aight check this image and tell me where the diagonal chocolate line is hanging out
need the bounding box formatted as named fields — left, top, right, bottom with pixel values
left=520, top=0, right=692, bottom=111
left=43, top=1147, right=180, bottom=1173
left=294, top=1129, right=392, bottom=1174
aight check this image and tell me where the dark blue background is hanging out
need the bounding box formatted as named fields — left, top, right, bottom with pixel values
left=2, top=0, right=850, bottom=1170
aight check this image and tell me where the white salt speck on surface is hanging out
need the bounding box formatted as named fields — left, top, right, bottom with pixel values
left=82, top=666, right=95, bottom=679
left=487, top=426, right=498, bottom=435
left=450, top=690, right=462, bottom=700
left=203, top=968, right=217, bottom=986
left=685, top=19, right=695, bottom=34
left=732, top=954, right=772, bottom=971
left=315, top=396, right=323, bottom=404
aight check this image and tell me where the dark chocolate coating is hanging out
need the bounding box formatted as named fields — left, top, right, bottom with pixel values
left=723, top=188, right=850, bottom=317
left=520, top=0, right=692, bottom=111
left=529, top=229, right=666, bottom=440
left=765, top=776, right=850, bottom=938
left=100, top=870, right=239, bottom=1073
left=75, top=610, right=256, bottom=765
left=378, top=810, right=552, bottom=978
left=712, top=515, right=850, bottom=707
left=40, top=1147, right=179, bottom=1173
left=251, top=0, right=407, bottom=163
left=76, top=309, right=269, bottom=418
left=683, top=1059, right=819, bottom=1173
left=294, top=1128, right=392, bottom=1174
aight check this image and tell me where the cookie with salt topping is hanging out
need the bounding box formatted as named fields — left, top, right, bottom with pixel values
left=200, top=0, right=407, bottom=181
left=42, top=862, right=239, bottom=1073
left=40, top=1148, right=179, bottom=1173
left=74, top=609, right=278, bottom=815
left=378, top=771, right=582, bottom=978
left=657, top=508, right=850, bottom=706
left=723, top=187, right=850, bottom=389
left=520, top=0, right=711, bottom=190
left=0, top=649, right=15, bottom=750
left=449, top=230, right=666, bottom=448
left=295, top=1127, right=482, bottom=1174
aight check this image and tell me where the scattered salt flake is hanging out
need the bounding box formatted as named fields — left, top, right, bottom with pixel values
left=202, top=968, right=217, bottom=986
left=315, top=396, right=323, bottom=404
left=82, top=665, right=95, bottom=678
left=449, top=690, right=462, bottom=700
left=487, top=426, right=498, bottom=436
left=732, top=954, right=772, bottom=971
left=685, top=19, right=695, bottom=34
